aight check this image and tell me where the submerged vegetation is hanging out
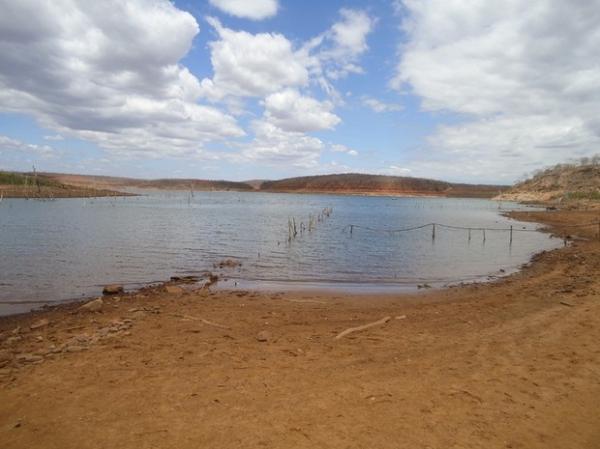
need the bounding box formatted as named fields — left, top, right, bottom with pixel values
left=287, top=207, right=334, bottom=243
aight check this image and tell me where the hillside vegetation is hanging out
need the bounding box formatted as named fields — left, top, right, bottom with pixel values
left=260, top=173, right=506, bottom=198
left=0, top=171, right=126, bottom=198
left=44, top=173, right=254, bottom=192
left=497, top=157, right=600, bottom=202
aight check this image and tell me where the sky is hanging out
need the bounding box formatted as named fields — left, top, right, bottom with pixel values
left=1, top=0, right=599, bottom=184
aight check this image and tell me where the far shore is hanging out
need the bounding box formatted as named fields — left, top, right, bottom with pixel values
left=1, top=207, right=599, bottom=448
left=1, top=186, right=502, bottom=200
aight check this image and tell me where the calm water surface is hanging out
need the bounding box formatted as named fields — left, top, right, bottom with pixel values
left=0, top=192, right=560, bottom=314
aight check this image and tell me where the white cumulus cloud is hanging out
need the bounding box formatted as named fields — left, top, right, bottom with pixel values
left=331, top=144, right=358, bottom=156
left=200, top=18, right=309, bottom=100
left=361, top=96, right=402, bottom=113
left=240, top=120, right=324, bottom=168
left=0, top=0, right=244, bottom=159
left=209, top=0, right=278, bottom=20
left=0, top=135, right=57, bottom=159
left=309, top=9, right=376, bottom=83
left=263, top=89, right=340, bottom=133
left=392, top=0, right=600, bottom=182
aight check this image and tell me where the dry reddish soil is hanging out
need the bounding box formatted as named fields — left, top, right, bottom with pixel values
left=1, top=209, right=599, bottom=449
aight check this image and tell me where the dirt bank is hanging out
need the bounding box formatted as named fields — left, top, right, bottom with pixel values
left=1, top=209, right=599, bottom=449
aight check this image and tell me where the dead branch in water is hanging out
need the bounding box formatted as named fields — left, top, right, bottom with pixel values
left=334, top=316, right=391, bottom=340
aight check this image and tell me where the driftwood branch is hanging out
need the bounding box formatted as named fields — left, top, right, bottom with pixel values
left=170, top=313, right=230, bottom=329
left=335, top=316, right=391, bottom=340
left=285, top=299, right=326, bottom=304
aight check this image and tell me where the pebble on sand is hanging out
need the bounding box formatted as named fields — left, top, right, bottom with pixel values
left=79, top=298, right=104, bottom=312
left=103, top=284, right=124, bottom=295
left=16, top=354, right=43, bottom=364
left=30, top=318, right=50, bottom=330
left=256, top=330, right=271, bottom=342
left=165, top=285, right=184, bottom=295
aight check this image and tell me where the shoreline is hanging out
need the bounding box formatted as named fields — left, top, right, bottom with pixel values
left=1, top=208, right=599, bottom=448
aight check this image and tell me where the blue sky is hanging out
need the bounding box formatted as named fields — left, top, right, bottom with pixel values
left=1, top=0, right=599, bottom=183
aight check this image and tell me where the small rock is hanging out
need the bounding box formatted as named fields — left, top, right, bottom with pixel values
left=79, top=298, right=103, bottom=312
left=395, top=315, right=407, bottom=320
left=102, top=284, right=124, bottom=295
left=16, top=353, right=43, bottom=364
left=207, top=274, right=219, bottom=285
left=165, top=285, right=184, bottom=295
left=30, top=318, right=50, bottom=330
left=0, top=349, right=11, bottom=363
left=65, top=345, right=86, bottom=353
left=182, top=276, right=199, bottom=283
left=216, top=259, right=241, bottom=269
left=97, top=327, right=111, bottom=337
left=5, top=336, right=22, bottom=345
left=256, top=330, right=271, bottom=342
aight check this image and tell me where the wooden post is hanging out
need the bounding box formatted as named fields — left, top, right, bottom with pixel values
left=432, top=224, right=436, bottom=241
left=483, top=229, right=486, bottom=243
left=350, top=225, right=354, bottom=236
left=509, top=225, right=513, bottom=245
left=468, top=228, right=471, bottom=242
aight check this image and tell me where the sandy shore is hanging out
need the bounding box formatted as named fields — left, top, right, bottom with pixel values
left=1, top=209, right=599, bottom=448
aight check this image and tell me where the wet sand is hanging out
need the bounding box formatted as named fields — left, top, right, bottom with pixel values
left=1, top=209, right=599, bottom=448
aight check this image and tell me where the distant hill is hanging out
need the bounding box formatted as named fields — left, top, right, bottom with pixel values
left=496, top=158, right=600, bottom=202
left=2, top=171, right=510, bottom=199
left=242, top=179, right=267, bottom=190
left=41, top=173, right=254, bottom=192
left=259, top=173, right=506, bottom=198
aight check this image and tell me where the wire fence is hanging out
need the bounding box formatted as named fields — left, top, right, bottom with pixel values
left=342, top=220, right=600, bottom=243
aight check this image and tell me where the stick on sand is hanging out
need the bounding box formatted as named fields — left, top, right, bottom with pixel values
left=335, top=316, right=391, bottom=340
left=170, top=313, right=230, bottom=329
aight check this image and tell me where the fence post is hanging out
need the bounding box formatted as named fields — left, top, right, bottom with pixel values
left=350, top=225, right=353, bottom=236
left=509, top=225, right=513, bottom=245
left=432, top=224, right=436, bottom=241
left=483, top=229, right=486, bottom=243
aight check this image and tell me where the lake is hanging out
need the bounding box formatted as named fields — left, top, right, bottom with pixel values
left=0, top=192, right=560, bottom=315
